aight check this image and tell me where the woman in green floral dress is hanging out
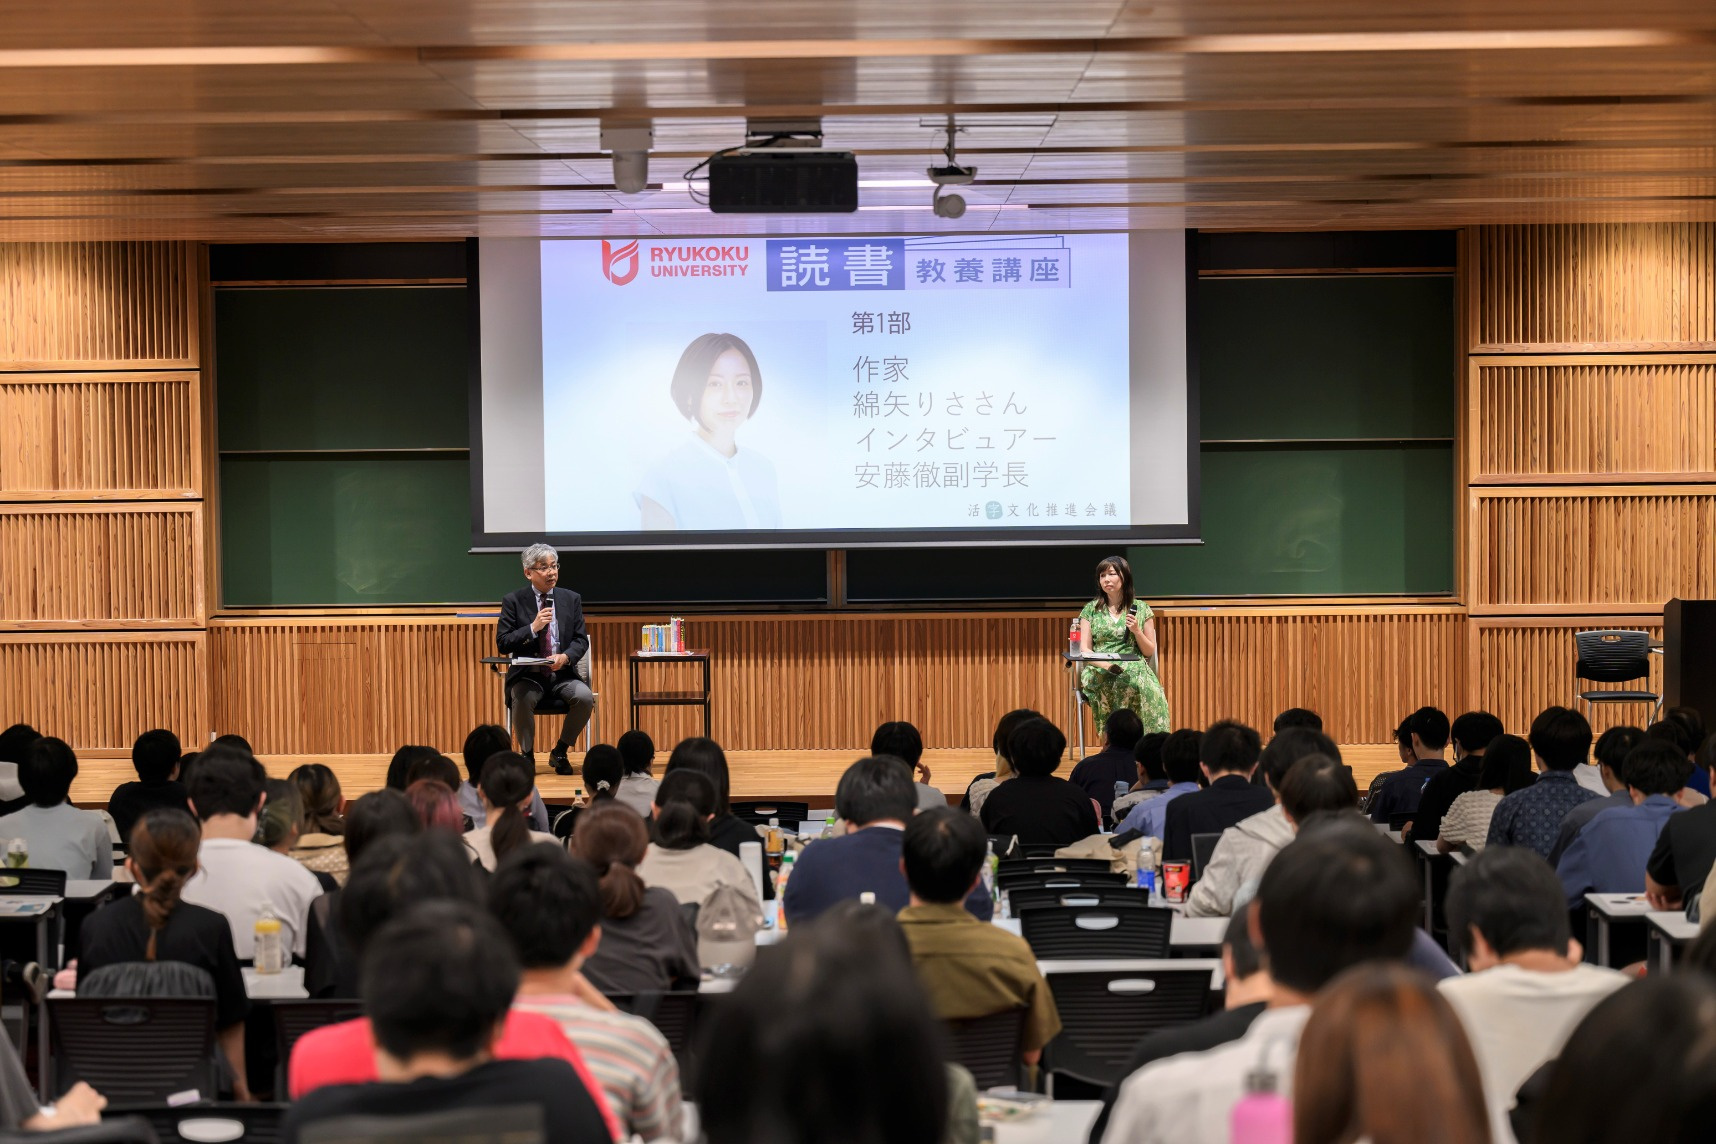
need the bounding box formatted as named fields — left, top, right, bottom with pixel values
left=1078, top=555, right=1170, bottom=733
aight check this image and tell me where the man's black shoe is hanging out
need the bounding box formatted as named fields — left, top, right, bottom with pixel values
left=549, top=743, right=574, bottom=775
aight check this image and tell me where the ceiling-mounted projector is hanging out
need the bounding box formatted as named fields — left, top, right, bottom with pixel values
left=707, top=149, right=859, bottom=213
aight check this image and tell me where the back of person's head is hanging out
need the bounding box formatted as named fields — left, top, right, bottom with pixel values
left=1666, top=705, right=1707, bottom=752
left=384, top=744, right=438, bottom=791
left=1477, top=733, right=1536, bottom=793
left=0, top=724, right=41, bottom=765
left=129, top=808, right=200, bottom=961
left=652, top=769, right=717, bottom=851
left=1279, top=755, right=1359, bottom=823
left=290, top=762, right=344, bottom=836
left=1201, top=719, right=1263, bottom=777
left=404, top=753, right=461, bottom=791
left=1134, top=731, right=1169, bottom=782
left=1257, top=817, right=1418, bottom=995
left=131, top=729, right=181, bottom=784
left=870, top=721, right=925, bottom=768
left=405, top=778, right=465, bottom=834
left=581, top=744, right=624, bottom=801
left=256, top=777, right=302, bottom=849
left=569, top=802, right=649, bottom=920
left=175, top=751, right=201, bottom=790
left=1161, top=728, right=1204, bottom=785
left=489, top=842, right=603, bottom=970
left=185, top=746, right=264, bottom=821
left=1444, top=845, right=1571, bottom=962
left=478, top=751, right=536, bottom=865
left=1594, top=725, right=1646, bottom=777
left=1528, top=705, right=1593, bottom=771
left=1293, top=963, right=1488, bottom=1144
left=342, top=788, right=422, bottom=867
left=1101, top=709, right=1144, bottom=751
left=20, top=736, right=77, bottom=808
left=362, top=901, right=520, bottom=1066
left=664, top=736, right=732, bottom=815
left=1224, top=909, right=1266, bottom=984
left=1259, top=728, right=1342, bottom=791
left=340, top=830, right=486, bottom=961
left=460, top=724, right=512, bottom=785
left=834, top=755, right=918, bottom=826
left=1648, top=718, right=1696, bottom=756
left=1533, top=975, right=1716, bottom=1144
left=210, top=733, right=252, bottom=755
left=1273, top=707, right=1324, bottom=734
left=696, top=907, right=948, bottom=1144
left=1623, top=738, right=1694, bottom=796
left=1007, top=717, right=1068, bottom=778
left=901, top=807, right=985, bottom=905
left=1403, top=706, right=1451, bottom=751
left=990, top=707, right=1042, bottom=775
left=1449, top=710, right=1504, bottom=756
left=617, top=729, right=656, bottom=776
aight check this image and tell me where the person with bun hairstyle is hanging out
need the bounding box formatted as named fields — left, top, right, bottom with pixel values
left=636, top=770, right=763, bottom=966
left=570, top=803, right=698, bottom=995
left=463, top=752, right=558, bottom=872
left=634, top=331, right=781, bottom=530
left=78, top=809, right=252, bottom=1100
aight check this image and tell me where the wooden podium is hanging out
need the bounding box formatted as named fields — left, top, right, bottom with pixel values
left=1664, top=599, right=1716, bottom=721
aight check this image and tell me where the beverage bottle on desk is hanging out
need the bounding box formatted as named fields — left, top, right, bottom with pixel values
left=764, top=818, right=784, bottom=873
left=1069, top=618, right=1081, bottom=655
left=253, top=905, right=284, bottom=975
left=5, top=839, right=27, bottom=869
left=774, top=852, right=796, bottom=933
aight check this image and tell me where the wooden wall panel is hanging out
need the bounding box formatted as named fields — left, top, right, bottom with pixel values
left=0, top=372, right=199, bottom=498
left=1472, top=619, right=1665, bottom=736
left=1472, top=487, right=1716, bottom=614
left=1472, top=357, right=1716, bottom=482
left=0, top=503, right=203, bottom=626
left=1475, top=224, right=1716, bottom=351
left=0, top=243, right=196, bottom=369
left=0, top=631, right=207, bottom=750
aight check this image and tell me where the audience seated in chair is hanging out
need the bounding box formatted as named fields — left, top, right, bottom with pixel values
left=287, top=762, right=348, bottom=885
left=1437, top=735, right=1535, bottom=855
left=0, top=724, right=38, bottom=816
left=490, top=842, right=684, bottom=1142
left=1103, top=816, right=1419, bottom=1144
left=179, top=746, right=322, bottom=962
left=898, top=808, right=1060, bottom=1067
left=407, top=777, right=468, bottom=838
left=1411, top=710, right=1504, bottom=843
left=1485, top=706, right=1600, bottom=858
left=281, top=901, right=612, bottom=1144
left=1647, top=731, right=1716, bottom=912
left=1439, top=846, right=1627, bottom=1142
left=784, top=757, right=992, bottom=926
left=0, top=1017, right=104, bottom=1131
left=978, top=718, right=1099, bottom=848
left=555, top=745, right=624, bottom=840
left=1110, top=730, right=1170, bottom=821
left=1367, top=705, right=1450, bottom=825
left=1548, top=725, right=1643, bottom=864
left=0, top=737, right=110, bottom=879
left=1362, top=715, right=1416, bottom=810
left=871, top=720, right=947, bottom=809
left=463, top=752, right=558, bottom=873
left=1556, top=738, right=1689, bottom=907
left=1161, top=721, right=1270, bottom=863
left=455, top=725, right=550, bottom=834
left=1068, top=710, right=1146, bottom=826
left=636, top=770, right=764, bottom=967
left=1116, top=728, right=1204, bottom=839
left=661, top=737, right=762, bottom=867
left=568, top=802, right=699, bottom=996
left=613, top=730, right=659, bottom=819
left=961, top=708, right=1040, bottom=819
left=303, top=788, right=422, bottom=1000
left=106, top=728, right=190, bottom=845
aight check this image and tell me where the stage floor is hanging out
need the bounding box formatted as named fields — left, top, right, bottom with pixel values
left=68, top=745, right=1402, bottom=809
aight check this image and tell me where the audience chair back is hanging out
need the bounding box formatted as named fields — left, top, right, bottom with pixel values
left=728, top=800, right=810, bottom=828
left=1036, top=960, right=1219, bottom=1089
left=78, top=963, right=215, bottom=1003
left=1019, top=903, right=1173, bottom=960
left=0, top=868, right=67, bottom=895
left=0, top=1116, right=161, bottom=1143
left=1017, top=842, right=1071, bottom=860
left=996, top=871, right=1129, bottom=897
left=1004, top=885, right=1146, bottom=914
left=108, top=1102, right=288, bottom=1144
left=302, top=1105, right=545, bottom=1144
left=1573, top=629, right=1662, bottom=720
left=1189, top=833, right=1222, bottom=882
left=49, top=997, right=217, bottom=1103
left=272, top=999, right=366, bottom=1093
left=607, top=990, right=701, bottom=1084
left=943, top=1007, right=1028, bottom=1090
left=996, top=858, right=1114, bottom=882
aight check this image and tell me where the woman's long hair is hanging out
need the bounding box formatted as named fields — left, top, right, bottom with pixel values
left=129, top=809, right=201, bottom=961
left=1294, top=963, right=1489, bottom=1144
left=653, top=769, right=717, bottom=851
left=384, top=744, right=439, bottom=791
left=570, top=802, right=650, bottom=919
left=664, top=737, right=732, bottom=816
left=581, top=744, right=624, bottom=802
left=406, top=777, right=465, bottom=835
left=479, top=751, right=536, bottom=866
left=1479, top=734, right=1537, bottom=794
left=989, top=708, right=1041, bottom=782
left=1092, top=554, right=1135, bottom=613
left=290, top=762, right=345, bottom=836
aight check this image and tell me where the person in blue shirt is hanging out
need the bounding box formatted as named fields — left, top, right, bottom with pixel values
left=1557, top=738, right=1691, bottom=906
left=1118, top=728, right=1204, bottom=839
left=1487, top=707, right=1601, bottom=859
left=782, top=755, right=992, bottom=925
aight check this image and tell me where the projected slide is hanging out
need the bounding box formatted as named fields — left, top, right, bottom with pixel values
left=475, top=231, right=1193, bottom=549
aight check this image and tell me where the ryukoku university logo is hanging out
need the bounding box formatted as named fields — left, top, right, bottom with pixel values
left=601, top=239, right=640, bottom=285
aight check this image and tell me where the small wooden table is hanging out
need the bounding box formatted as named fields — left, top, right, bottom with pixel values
left=630, top=649, right=712, bottom=737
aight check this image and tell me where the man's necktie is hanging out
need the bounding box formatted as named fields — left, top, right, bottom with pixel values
left=537, top=593, right=554, bottom=673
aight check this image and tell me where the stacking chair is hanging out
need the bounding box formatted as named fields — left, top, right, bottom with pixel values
left=944, top=1007, right=1028, bottom=1089
left=272, top=999, right=365, bottom=1091
left=606, top=990, right=702, bottom=1083
left=996, top=858, right=1114, bottom=882
left=729, top=801, right=810, bottom=828
left=0, top=1118, right=160, bottom=1143
left=1019, top=903, right=1173, bottom=960
left=300, top=1105, right=544, bottom=1144
left=1039, top=960, right=1219, bottom=1089
left=1189, top=833, right=1222, bottom=883
left=107, top=1103, right=288, bottom=1144
left=50, top=997, right=218, bottom=1103
left=493, top=640, right=600, bottom=751
left=1004, top=885, right=1146, bottom=914
left=996, top=871, right=1130, bottom=898
left=1574, top=630, right=1661, bottom=721
left=1017, top=842, right=1069, bottom=860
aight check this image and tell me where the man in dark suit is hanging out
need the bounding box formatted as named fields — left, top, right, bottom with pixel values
left=497, top=543, right=592, bottom=775
left=1162, top=719, right=1270, bottom=862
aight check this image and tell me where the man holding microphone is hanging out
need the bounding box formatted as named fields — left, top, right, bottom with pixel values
left=498, top=543, right=593, bottom=775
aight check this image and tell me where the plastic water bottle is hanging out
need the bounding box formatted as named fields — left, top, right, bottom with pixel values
left=981, top=841, right=999, bottom=903
left=1230, top=1069, right=1292, bottom=1144
left=1136, top=867, right=1155, bottom=897
left=253, top=905, right=284, bottom=975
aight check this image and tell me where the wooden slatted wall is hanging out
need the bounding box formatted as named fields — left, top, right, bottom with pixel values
left=0, top=243, right=207, bottom=750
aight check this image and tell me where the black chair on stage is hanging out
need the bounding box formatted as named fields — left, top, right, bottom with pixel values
left=487, top=641, right=600, bottom=753
left=1189, top=833, right=1222, bottom=882
left=1574, top=629, right=1662, bottom=722
left=1019, top=903, right=1173, bottom=960
left=1039, top=961, right=1218, bottom=1090
left=730, top=800, right=810, bottom=828
left=1005, top=885, right=1146, bottom=914
left=50, top=997, right=218, bottom=1104
left=944, top=1008, right=1028, bottom=1090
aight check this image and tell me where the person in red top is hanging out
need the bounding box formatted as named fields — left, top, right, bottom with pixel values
left=286, top=831, right=620, bottom=1142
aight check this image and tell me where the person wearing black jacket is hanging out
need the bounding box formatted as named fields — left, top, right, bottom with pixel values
left=495, top=543, right=592, bottom=775
left=1162, top=721, right=1270, bottom=862
left=979, top=718, right=1099, bottom=847
left=1411, top=711, right=1504, bottom=842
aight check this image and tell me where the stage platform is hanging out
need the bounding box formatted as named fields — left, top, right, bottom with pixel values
left=67, top=744, right=1402, bottom=810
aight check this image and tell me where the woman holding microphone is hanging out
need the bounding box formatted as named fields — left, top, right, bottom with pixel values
left=1078, top=555, right=1170, bottom=734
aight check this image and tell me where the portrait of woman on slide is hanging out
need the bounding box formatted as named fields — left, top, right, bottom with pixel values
left=1078, top=554, right=1170, bottom=734
left=635, top=332, right=782, bottom=530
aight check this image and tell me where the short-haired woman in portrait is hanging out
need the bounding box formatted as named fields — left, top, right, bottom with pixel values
left=635, top=332, right=781, bottom=530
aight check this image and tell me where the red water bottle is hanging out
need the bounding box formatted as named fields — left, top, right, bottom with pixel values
left=1068, top=617, right=1081, bottom=656
left=1230, top=1068, right=1292, bottom=1144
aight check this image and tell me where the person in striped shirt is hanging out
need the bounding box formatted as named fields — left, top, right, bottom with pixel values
left=490, top=841, right=684, bottom=1142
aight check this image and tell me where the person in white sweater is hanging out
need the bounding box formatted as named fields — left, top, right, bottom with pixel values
left=1183, top=731, right=1354, bottom=918
left=636, top=769, right=763, bottom=967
